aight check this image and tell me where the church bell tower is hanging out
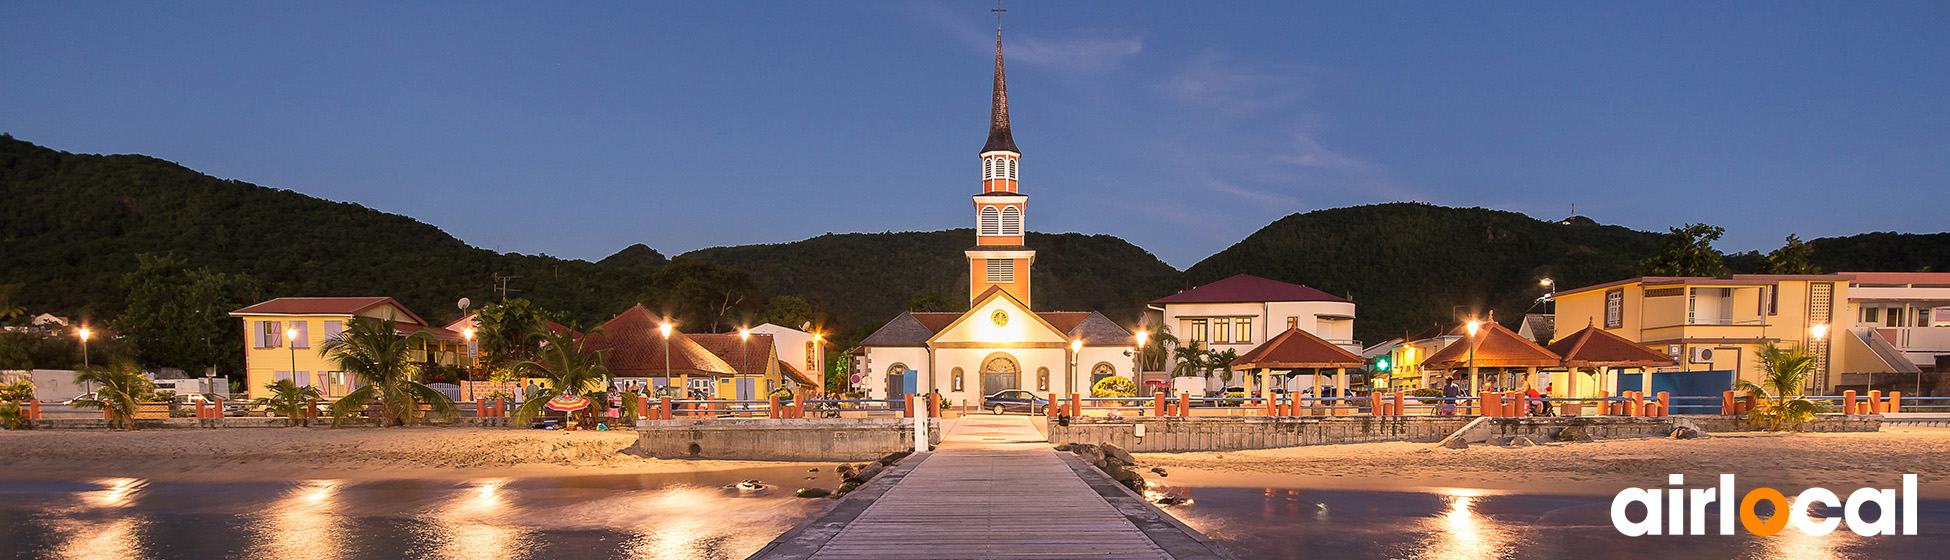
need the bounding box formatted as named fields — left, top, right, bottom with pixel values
left=966, top=24, right=1034, bottom=307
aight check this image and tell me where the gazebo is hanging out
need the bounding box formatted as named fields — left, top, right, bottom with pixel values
left=1547, top=324, right=1678, bottom=399
left=1421, top=320, right=1562, bottom=393
left=1230, top=328, right=1366, bottom=402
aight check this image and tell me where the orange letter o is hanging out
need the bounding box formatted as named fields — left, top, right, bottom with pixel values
left=1740, top=488, right=1790, bottom=536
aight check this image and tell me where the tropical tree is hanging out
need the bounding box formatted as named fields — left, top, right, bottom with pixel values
left=70, top=363, right=155, bottom=430
left=323, top=318, right=458, bottom=427
left=758, top=295, right=816, bottom=328
left=114, top=254, right=262, bottom=378
left=1137, top=323, right=1178, bottom=372
left=0, top=379, right=35, bottom=429
left=1170, top=342, right=1206, bottom=378
left=1735, top=341, right=1825, bottom=431
left=0, top=283, right=25, bottom=324
left=1209, top=348, right=1240, bottom=384
left=253, top=379, right=323, bottom=424
left=1640, top=223, right=1730, bottom=277
left=652, top=259, right=763, bottom=333
left=472, top=298, right=559, bottom=379
left=1759, top=234, right=1821, bottom=274
left=511, top=325, right=612, bottom=424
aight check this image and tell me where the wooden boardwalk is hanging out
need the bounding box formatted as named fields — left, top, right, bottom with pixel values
left=748, top=417, right=1234, bottom=560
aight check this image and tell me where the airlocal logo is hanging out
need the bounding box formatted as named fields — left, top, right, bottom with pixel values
left=1611, top=474, right=1918, bottom=537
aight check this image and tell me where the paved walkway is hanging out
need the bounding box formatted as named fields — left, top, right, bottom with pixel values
left=748, top=415, right=1234, bottom=560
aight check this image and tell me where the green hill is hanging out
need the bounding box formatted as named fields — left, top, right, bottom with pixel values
left=1182, top=203, right=1663, bottom=345
left=674, top=230, right=1182, bottom=329
left=0, top=134, right=656, bottom=326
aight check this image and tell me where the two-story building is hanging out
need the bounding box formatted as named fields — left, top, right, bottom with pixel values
left=1838, top=272, right=1950, bottom=392
left=229, top=297, right=469, bottom=400
left=1554, top=275, right=1853, bottom=392
left=1146, top=274, right=1357, bottom=392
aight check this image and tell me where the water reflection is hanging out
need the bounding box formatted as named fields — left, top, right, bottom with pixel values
left=250, top=480, right=345, bottom=560
left=1416, top=490, right=1519, bottom=560
left=425, top=478, right=532, bottom=560
left=46, top=478, right=153, bottom=560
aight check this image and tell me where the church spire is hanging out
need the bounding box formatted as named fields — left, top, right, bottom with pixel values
left=981, top=20, right=1018, bottom=154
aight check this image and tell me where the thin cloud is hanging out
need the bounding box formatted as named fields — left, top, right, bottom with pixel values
left=1162, top=50, right=1310, bottom=114
left=1270, top=132, right=1370, bottom=171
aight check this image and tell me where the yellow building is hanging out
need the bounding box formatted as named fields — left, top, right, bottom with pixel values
left=1553, top=275, right=1849, bottom=392
left=229, top=297, right=470, bottom=400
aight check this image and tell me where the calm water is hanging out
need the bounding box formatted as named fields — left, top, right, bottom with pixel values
left=0, top=467, right=839, bottom=560
left=1154, top=484, right=1950, bottom=560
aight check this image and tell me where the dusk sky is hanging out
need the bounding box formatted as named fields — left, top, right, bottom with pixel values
left=4, top=2, right=1945, bottom=269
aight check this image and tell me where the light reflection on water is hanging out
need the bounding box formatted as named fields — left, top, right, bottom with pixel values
left=1153, top=484, right=1950, bottom=560
left=0, top=467, right=836, bottom=560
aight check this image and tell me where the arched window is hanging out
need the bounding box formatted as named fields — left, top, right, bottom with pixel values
left=1036, top=367, right=1049, bottom=391
left=1090, top=362, right=1117, bottom=386
left=1000, top=206, right=1022, bottom=236
left=805, top=341, right=816, bottom=373
left=979, top=206, right=1001, bottom=236
left=1007, top=157, right=1017, bottom=180
left=951, top=367, right=965, bottom=392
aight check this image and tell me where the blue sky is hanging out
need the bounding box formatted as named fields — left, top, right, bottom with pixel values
left=4, top=2, right=1946, bottom=269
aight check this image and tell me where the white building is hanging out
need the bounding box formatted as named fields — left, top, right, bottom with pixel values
left=849, top=31, right=1136, bottom=408
left=1144, top=274, right=1358, bottom=392
left=1840, top=272, right=1950, bottom=386
left=751, top=322, right=828, bottom=391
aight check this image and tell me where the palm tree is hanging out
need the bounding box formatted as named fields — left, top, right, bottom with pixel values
left=1170, top=342, right=1206, bottom=378
left=71, top=363, right=155, bottom=430
left=1138, top=323, right=1178, bottom=372
left=511, top=325, right=611, bottom=424
left=1210, top=348, right=1240, bottom=385
left=1735, top=341, right=1825, bottom=431
left=254, top=379, right=323, bottom=424
left=323, top=318, right=458, bottom=427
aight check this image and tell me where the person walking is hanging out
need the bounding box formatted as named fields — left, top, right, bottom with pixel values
left=1441, top=379, right=1461, bottom=416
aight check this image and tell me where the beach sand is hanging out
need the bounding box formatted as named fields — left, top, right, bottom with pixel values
left=0, top=427, right=811, bottom=483
left=1137, top=426, right=1950, bottom=498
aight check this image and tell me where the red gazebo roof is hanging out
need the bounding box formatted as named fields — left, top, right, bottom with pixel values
left=1422, top=321, right=1562, bottom=369
left=1229, top=328, right=1364, bottom=370
left=1548, top=325, right=1678, bottom=368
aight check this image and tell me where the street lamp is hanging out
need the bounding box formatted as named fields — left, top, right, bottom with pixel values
left=811, top=332, right=824, bottom=395
left=77, top=327, right=92, bottom=368
left=660, top=322, right=675, bottom=397
left=1465, top=320, right=1482, bottom=396
left=1540, top=278, right=1555, bottom=315
left=739, top=327, right=750, bottom=398
left=462, top=327, right=475, bottom=379
left=1070, top=338, right=1083, bottom=394
left=285, top=327, right=299, bottom=385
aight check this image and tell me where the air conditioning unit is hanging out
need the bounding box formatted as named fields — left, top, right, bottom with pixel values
left=1689, top=347, right=1716, bottom=364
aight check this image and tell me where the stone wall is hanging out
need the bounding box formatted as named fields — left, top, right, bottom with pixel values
left=1049, top=414, right=1883, bottom=453
left=23, top=417, right=514, bottom=430
left=631, top=418, right=940, bottom=462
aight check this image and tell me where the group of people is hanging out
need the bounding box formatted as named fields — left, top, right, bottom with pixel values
left=1437, top=378, right=1555, bottom=416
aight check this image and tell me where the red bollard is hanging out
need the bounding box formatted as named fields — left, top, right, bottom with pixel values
left=1483, top=392, right=1501, bottom=417
left=28, top=399, right=40, bottom=420
left=1153, top=392, right=1167, bottom=417
left=793, top=394, right=806, bottom=419
left=927, top=392, right=941, bottom=419
left=903, top=393, right=915, bottom=418
left=1177, top=392, right=1191, bottom=417
left=1393, top=391, right=1406, bottom=416
left=1048, top=393, right=1060, bottom=418
left=1069, top=393, right=1082, bottom=418
left=659, top=396, right=673, bottom=420
left=768, top=395, right=782, bottom=419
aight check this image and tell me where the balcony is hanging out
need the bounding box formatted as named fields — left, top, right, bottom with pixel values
left=1872, top=327, right=1950, bottom=369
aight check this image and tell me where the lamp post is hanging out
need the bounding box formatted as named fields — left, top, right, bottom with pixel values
left=811, top=332, right=824, bottom=395
left=1134, top=330, right=1148, bottom=385
left=739, top=327, right=750, bottom=399
left=285, top=327, right=299, bottom=385
left=1810, top=323, right=1829, bottom=392
left=1540, top=278, right=1555, bottom=315
left=1070, top=339, right=1082, bottom=395
left=462, top=327, right=475, bottom=380
left=77, top=327, right=92, bottom=368
left=660, top=322, right=674, bottom=398
left=1465, top=320, right=1482, bottom=398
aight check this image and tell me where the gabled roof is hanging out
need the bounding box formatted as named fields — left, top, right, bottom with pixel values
left=1548, top=326, right=1678, bottom=368
left=778, top=360, right=818, bottom=389
left=1421, top=321, right=1563, bottom=369
left=580, top=305, right=735, bottom=376
left=230, top=297, right=427, bottom=325
left=395, top=322, right=464, bottom=342
left=691, top=333, right=778, bottom=375
left=860, top=313, right=942, bottom=347
left=1520, top=313, right=1556, bottom=344
left=1151, top=274, right=1347, bottom=305
left=1230, top=328, right=1365, bottom=370
left=859, top=308, right=1132, bottom=348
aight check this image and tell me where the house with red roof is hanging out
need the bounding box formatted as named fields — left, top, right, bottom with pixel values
left=1146, top=274, right=1358, bottom=393
left=229, top=297, right=469, bottom=400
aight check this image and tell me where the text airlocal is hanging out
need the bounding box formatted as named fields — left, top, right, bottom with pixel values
left=1612, top=474, right=1919, bottom=537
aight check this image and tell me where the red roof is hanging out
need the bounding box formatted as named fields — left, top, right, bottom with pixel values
left=1422, top=321, right=1562, bottom=369
left=1548, top=326, right=1677, bottom=368
left=230, top=297, right=428, bottom=325
left=395, top=322, right=464, bottom=342
left=778, top=360, right=818, bottom=389
left=580, top=305, right=735, bottom=377
left=1152, top=274, right=1347, bottom=305
left=1230, top=328, right=1364, bottom=369
left=691, top=333, right=778, bottom=375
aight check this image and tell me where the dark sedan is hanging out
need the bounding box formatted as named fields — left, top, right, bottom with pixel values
left=981, top=390, right=1048, bottom=415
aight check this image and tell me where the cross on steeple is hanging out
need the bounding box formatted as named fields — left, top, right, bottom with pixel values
left=992, top=1, right=1005, bottom=36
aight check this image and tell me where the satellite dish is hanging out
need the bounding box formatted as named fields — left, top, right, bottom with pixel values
left=800, top=321, right=812, bottom=331
left=457, top=297, right=471, bottom=311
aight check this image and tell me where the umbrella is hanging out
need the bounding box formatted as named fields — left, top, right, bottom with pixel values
left=544, top=394, right=591, bottom=412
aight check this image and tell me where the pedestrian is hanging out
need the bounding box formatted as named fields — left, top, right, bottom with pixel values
left=1442, top=379, right=1461, bottom=416
left=1525, top=384, right=1543, bottom=416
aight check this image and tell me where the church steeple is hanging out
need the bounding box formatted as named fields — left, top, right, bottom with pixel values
left=982, top=29, right=1018, bottom=155
left=967, top=10, right=1033, bottom=308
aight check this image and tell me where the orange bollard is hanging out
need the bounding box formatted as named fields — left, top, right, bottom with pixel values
left=1886, top=391, right=1901, bottom=414
left=927, top=392, right=941, bottom=418
left=1844, top=390, right=1858, bottom=414
left=659, top=396, right=673, bottom=420
left=1178, top=391, right=1191, bottom=417
left=794, top=393, right=806, bottom=419
left=1483, top=392, right=1501, bottom=417
left=903, top=393, right=916, bottom=418
left=1656, top=392, right=1670, bottom=417
left=1721, top=391, right=1736, bottom=415
left=1393, top=391, right=1406, bottom=416
left=768, top=395, right=782, bottom=419
left=1069, top=393, right=1082, bottom=418
left=1631, top=392, right=1646, bottom=417
left=1048, top=392, right=1060, bottom=418
left=1264, top=394, right=1278, bottom=416
left=1867, top=391, right=1883, bottom=415
left=1153, top=392, right=1167, bottom=417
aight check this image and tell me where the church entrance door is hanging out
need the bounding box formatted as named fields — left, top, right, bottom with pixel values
left=980, top=354, right=1019, bottom=396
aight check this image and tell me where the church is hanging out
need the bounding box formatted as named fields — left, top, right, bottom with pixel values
left=849, top=27, right=1136, bottom=408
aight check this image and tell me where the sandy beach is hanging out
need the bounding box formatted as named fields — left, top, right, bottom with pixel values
left=0, top=427, right=814, bottom=483
left=1138, top=426, right=1950, bottom=499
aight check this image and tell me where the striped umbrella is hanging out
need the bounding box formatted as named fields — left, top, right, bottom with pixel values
left=544, top=394, right=591, bottom=412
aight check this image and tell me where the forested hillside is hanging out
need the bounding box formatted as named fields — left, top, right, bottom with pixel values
left=1183, top=203, right=1663, bottom=345
left=675, top=230, right=1182, bottom=328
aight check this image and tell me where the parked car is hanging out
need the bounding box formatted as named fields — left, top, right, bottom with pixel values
left=981, top=390, right=1048, bottom=415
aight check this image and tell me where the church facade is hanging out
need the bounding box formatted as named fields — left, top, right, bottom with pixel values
left=849, top=29, right=1136, bottom=408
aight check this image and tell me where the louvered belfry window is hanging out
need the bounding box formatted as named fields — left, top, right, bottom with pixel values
left=1000, top=206, right=1022, bottom=236
left=987, top=260, right=1013, bottom=283
left=980, top=206, right=1001, bottom=236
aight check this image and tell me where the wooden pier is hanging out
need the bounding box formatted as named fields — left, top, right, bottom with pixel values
left=748, top=417, right=1235, bottom=560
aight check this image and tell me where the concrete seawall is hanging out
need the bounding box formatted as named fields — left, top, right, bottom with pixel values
left=23, top=417, right=515, bottom=429
left=1048, top=414, right=1883, bottom=453
left=631, top=418, right=940, bottom=462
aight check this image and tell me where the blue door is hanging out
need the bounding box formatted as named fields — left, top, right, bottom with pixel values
left=1617, top=370, right=1736, bottom=414
left=736, top=378, right=756, bottom=401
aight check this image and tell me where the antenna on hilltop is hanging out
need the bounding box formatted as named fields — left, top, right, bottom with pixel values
left=492, top=274, right=522, bottom=300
